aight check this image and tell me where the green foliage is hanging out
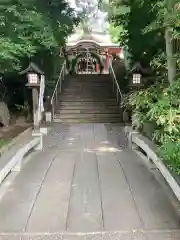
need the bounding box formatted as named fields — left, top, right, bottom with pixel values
left=108, top=23, right=123, bottom=43
left=158, top=140, right=180, bottom=175
left=107, top=0, right=163, bottom=65
left=126, top=80, right=166, bottom=129
left=0, top=139, right=9, bottom=148
left=0, top=0, right=79, bottom=73
left=147, top=79, right=180, bottom=144
left=104, top=0, right=179, bottom=71
left=100, top=0, right=180, bottom=173
left=126, top=78, right=180, bottom=174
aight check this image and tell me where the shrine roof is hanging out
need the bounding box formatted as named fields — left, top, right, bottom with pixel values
left=19, top=62, right=44, bottom=75
left=66, top=29, right=118, bottom=48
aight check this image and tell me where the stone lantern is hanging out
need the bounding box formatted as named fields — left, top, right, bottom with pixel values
left=132, top=73, right=142, bottom=85
left=20, top=62, right=44, bottom=129
left=128, top=62, right=144, bottom=89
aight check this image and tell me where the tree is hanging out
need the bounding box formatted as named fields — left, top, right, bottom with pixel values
left=165, top=0, right=177, bottom=84
left=110, top=0, right=164, bottom=66
left=100, top=0, right=180, bottom=85
left=0, top=0, right=79, bottom=73
left=143, top=0, right=179, bottom=83
left=108, top=23, right=123, bottom=43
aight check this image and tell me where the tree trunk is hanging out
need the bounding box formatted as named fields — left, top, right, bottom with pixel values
left=165, top=28, right=176, bottom=85
left=165, top=0, right=176, bottom=85
left=0, top=102, right=10, bottom=127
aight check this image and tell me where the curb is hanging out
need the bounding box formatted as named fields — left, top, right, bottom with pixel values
left=0, top=127, right=32, bottom=157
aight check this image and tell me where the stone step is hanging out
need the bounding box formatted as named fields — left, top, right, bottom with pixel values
left=57, top=105, right=120, bottom=110
left=63, top=80, right=112, bottom=84
left=59, top=93, right=117, bottom=100
left=55, top=113, right=122, bottom=119
left=64, top=82, right=112, bottom=85
left=58, top=101, right=119, bottom=106
left=64, top=76, right=110, bottom=79
left=62, top=87, right=114, bottom=92
left=62, top=89, right=114, bottom=93
left=65, top=74, right=110, bottom=78
left=63, top=85, right=112, bottom=88
left=62, top=84, right=112, bottom=87
left=56, top=109, right=121, bottom=114
left=53, top=118, right=122, bottom=123
left=52, top=74, right=122, bottom=123
left=59, top=98, right=117, bottom=102
left=59, top=92, right=115, bottom=100
left=64, top=77, right=111, bottom=80
left=62, top=85, right=113, bottom=89
left=64, top=81, right=108, bottom=84
left=64, top=78, right=111, bottom=82
left=61, top=89, right=114, bottom=93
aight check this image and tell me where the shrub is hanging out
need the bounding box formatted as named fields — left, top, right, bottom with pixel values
left=125, top=78, right=180, bottom=174
left=147, top=79, right=180, bottom=174
left=147, top=79, right=180, bottom=143
left=158, top=140, right=180, bottom=175
left=127, top=80, right=166, bottom=129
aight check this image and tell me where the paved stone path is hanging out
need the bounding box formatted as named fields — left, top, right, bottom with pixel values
left=0, top=124, right=180, bottom=240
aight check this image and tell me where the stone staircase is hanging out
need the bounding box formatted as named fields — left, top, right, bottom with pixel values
left=54, top=74, right=123, bottom=123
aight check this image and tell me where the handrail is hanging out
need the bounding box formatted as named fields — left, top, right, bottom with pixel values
left=108, top=60, right=123, bottom=105
left=51, top=61, right=66, bottom=103
left=50, top=60, right=66, bottom=119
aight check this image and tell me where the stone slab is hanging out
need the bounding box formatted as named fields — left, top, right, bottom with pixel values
left=117, top=150, right=180, bottom=230
left=146, top=231, right=180, bottom=240
left=93, top=124, right=108, bottom=142
left=97, top=153, right=142, bottom=231
left=0, top=149, right=58, bottom=232
left=14, top=149, right=59, bottom=185
left=0, top=184, right=40, bottom=232
left=66, top=151, right=103, bottom=232
left=26, top=151, right=77, bottom=232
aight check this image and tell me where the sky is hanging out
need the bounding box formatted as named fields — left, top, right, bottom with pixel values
left=68, top=0, right=108, bottom=32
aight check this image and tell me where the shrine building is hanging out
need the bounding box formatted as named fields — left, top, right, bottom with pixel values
left=64, top=27, right=123, bottom=74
